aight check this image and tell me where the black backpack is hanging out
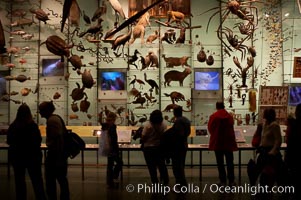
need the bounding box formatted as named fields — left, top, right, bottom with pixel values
left=56, top=115, right=86, bottom=159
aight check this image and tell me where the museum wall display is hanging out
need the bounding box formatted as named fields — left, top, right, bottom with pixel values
left=0, top=0, right=300, bottom=131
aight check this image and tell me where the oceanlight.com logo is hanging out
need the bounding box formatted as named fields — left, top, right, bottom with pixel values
left=125, top=183, right=295, bottom=196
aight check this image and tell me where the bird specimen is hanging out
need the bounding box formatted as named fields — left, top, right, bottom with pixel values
left=82, top=10, right=91, bottom=25
left=108, top=0, right=126, bottom=23
left=91, top=2, right=107, bottom=22
left=79, top=18, right=103, bottom=38
left=144, top=73, right=159, bottom=95
left=125, top=49, right=140, bottom=69
left=111, top=28, right=132, bottom=57
left=104, top=22, right=118, bottom=40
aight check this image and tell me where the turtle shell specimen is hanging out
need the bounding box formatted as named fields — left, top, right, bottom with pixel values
left=81, top=69, right=95, bottom=89
left=80, top=98, right=90, bottom=113
left=71, top=102, right=79, bottom=112
left=43, top=35, right=71, bottom=61
left=69, top=54, right=84, bottom=71
left=70, top=82, right=86, bottom=102
left=29, top=8, right=50, bottom=24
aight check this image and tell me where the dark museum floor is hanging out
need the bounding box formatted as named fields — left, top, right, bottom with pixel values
left=0, top=165, right=291, bottom=200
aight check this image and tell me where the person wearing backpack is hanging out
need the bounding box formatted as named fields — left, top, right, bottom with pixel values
left=39, top=101, right=70, bottom=200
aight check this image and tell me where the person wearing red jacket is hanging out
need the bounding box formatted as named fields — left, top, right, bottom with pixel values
left=208, top=101, right=238, bottom=186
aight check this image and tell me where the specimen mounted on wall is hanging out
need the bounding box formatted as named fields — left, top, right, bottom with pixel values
left=128, top=0, right=190, bottom=18
left=293, top=56, right=301, bottom=78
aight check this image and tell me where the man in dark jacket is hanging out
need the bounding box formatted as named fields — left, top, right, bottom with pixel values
left=165, top=106, right=191, bottom=188
left=208, top=101, right=238, bottom=186
left=39, top=101, right=70, bottom=200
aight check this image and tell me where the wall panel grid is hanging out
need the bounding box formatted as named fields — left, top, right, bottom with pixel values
left=0, top=0, right=296, bottom=128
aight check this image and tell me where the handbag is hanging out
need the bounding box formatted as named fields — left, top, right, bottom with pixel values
left=56, top=115, right=85, bottom=159
left=252, top=123, right=262, bottom=147
left=98, top=130, right=111, bottom=157
left=64, top=130, right=85, bottom=159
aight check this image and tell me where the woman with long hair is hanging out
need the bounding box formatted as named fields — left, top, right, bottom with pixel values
left=7, top=104, right=46, bottom=200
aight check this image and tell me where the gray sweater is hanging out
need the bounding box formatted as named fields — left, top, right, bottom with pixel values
left=141, top=121, right=167, bottom=148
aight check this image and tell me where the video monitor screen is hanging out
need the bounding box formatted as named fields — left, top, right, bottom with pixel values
left=42, top=58, right=65, bottom=77
left=100, top=71, right=126, bottom=91
left=0, top=70, right=9, bottom=97
left=195, top=71, right=220, bottom=91
left=289, top=86, right=301, bottom=106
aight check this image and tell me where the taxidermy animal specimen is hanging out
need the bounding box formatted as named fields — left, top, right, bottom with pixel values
left=111, top=28, right=132, bottom=57
left=29, top=8, right=50, bottom=24
left=162, top=54, right=190, bottom=68
left=5, top=74, right=31, bottom=82
left=68, top=0, right=81, bottom=27
left=108, top=0, right=126, bottom=23
left=144, top=73, right=159, bottom=95
left=7, top=9, right=27, bottom=18
left=206, top=53, right=214, bottom=66
left=129, top=11, right=150, bottom=44
left=166, top=11, right=189, bottom=27
left=61, top=0, right=72, bottom=32
left=197, top=47, right=206, bottom=62
left=221, top=27, right=249, bottom=60
left=164, top=68, right=191, bottom=87
left=129, top=75, right=145, bottom=89
left=70, top=82, right=87, bottom=103
left=233, top=56, right=253, bottom=88
left=79, top=18, right=104, bottom=38
left=105, top=0, right=165, bottom=39
left=162, top=104, right=180, bottom=112
left=104, top=22, right=118, bottom=40
left=68, top=54, right=85, bottom=71
left=81, top=69, right=95, bottom=89
left=0, top=20, right=6, bottom=54
left=200, top=0, right=258, bottom=32
left=200, top=0, right=258, bottom=58
left=161, top=29, right=176, bottom=44
left=176, top=27, right=186, bottom=44
left=148, top=51, right=159, bottom=69
left=92, top=2, right=107, bottom=22
left=131, top=96, right=146, bottom=108
left=140, top=55, right=150, bottom=71
left=10, top=18, right=33, bottom=28
left=80, top=98, right=90, bottom=113
left=146, top=30, right=159, bottom=44
left=125, top=49, right=140, bottom=69
left=143, top=92, right=156, bottom=105
left=164, top=91, right=185, bottom=104
left=41, top=35, right=72, bottom=62
left=82, top=10, right=91, bottom=25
